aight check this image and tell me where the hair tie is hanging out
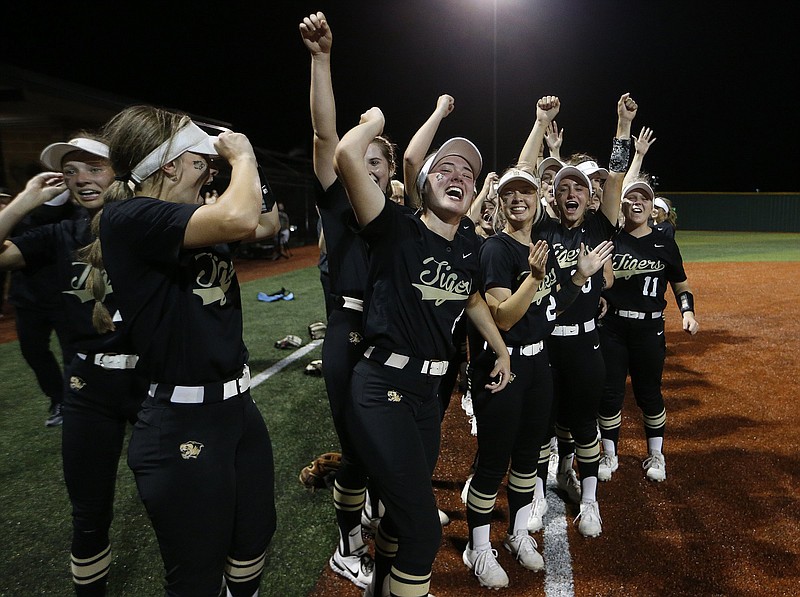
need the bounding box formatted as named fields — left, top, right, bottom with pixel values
left=114, top=173, right=131, bottom=183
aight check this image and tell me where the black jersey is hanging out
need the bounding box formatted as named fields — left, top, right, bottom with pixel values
left=479, top=231, right=559, bottom=345
left=316, top=179, right=370, bottom=299
left=8, top=201, right=76, bottom=311
left=11, top=209, right=133, bottom=355
left=359, top=202, right=483, bottom=361
left=100, top=198, right=247, bottom=385
left=604, top=228, right=687, bottom=313
left=537, top=211, right=616, bottom=325
left=653, top=221, right=675, bottom=239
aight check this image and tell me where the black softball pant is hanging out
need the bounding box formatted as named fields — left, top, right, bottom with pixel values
left=348, top=358, right=442, bottom=595
left=547, top=330, right=605, bottom=479
left=127, top=390, right=276, bottom=597
left=62, top=356, right=146, bottom=595
left=468, top=348, right=553, bottom=534
left=598, top=314, right=666, bottom=443
left=14, top=305, right=75, bottom=404
left=322, top=305, right=375, bottom=551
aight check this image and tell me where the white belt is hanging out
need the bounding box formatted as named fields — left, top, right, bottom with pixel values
left=342, top=296, right=364, bottom=312
left=551, top=319, right=596, bottom=337
left=484, top=340, right=544, bottom=357
left=149, top=365, right=251, bottom=404
left=77, top=352, right=139, bottom=370
left=615, top=309, right=663, bottom=320
left=363, top=346, right=449, bottom=376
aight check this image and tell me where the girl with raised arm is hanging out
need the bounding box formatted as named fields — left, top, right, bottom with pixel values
left=334, top=104, right=510, bottom=597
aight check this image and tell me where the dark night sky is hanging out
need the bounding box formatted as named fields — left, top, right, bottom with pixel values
left=3, top=1, right=798, bottom=192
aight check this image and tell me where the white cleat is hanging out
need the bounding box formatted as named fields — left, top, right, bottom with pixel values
left=643, top=451, right=667, bottom=482
left=527, top=495, right=549, bottom=532
left=503, top=533, right=544, bottom=571
left=330, top=544, right=374, bottom=589
left=598, top=453, right=619, bottom=482
left=462, top=546, right=509, bottom=589
left=575, top=500, right=602, bottom=538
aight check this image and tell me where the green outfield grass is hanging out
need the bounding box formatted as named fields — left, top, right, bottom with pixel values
left=676, top=231, right=800, bottom=262
left=0, top=231, right=797, bottom=596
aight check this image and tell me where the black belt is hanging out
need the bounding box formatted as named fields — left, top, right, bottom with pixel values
left=363, top=346, right=449, bottom=376
left=149, top=365, right=251, bottom=404
left=76, top=352, right=139, bottom=370
left=483, top=340, right=544, bottom=357
left=615, top=309, right=663, bottom=320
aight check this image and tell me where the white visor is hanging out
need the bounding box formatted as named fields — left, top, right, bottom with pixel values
left=130, top=122, right=218, bottom=183
left=40, top=138, right=110, bottom=171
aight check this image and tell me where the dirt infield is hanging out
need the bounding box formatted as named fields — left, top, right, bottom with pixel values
left=308, top=261, right=800, bottom=597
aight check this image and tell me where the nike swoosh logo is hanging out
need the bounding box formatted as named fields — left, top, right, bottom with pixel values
left=463, top=253, right=472, bottom=259
left=341, top=560, right=360, bottom=576
left=654, top=244, right=665, bottom=248
left=593, top=344, right=600, bottom=350
left=657, top=331, right=664, bottom=335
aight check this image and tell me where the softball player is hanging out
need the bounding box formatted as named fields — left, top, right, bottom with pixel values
left=335, top=105, right=510, bottom=597
left=517, top=93, right=639, bottom=538
left=92, top=106, right=279, bottom=597
left=0, top=137, right=146, bottom=596
left=598, top=181, right=698, bottom=482
left=301, top=12, right=396, bottom=588
left=463, top=167, right=613, bottom=589
left=652, top=196, right=677, bottom=238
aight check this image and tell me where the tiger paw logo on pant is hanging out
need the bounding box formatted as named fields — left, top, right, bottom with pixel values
left=179, top=441, right=204, bottom=459
left=387, top=390, right=402, bottom=402
left=69, top=376, right=86, bottom=390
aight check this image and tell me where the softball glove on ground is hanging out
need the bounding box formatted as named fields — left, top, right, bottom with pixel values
left=299, top=451, right=341, bottom=491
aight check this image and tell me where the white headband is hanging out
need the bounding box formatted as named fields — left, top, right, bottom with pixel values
left=130, top=122, right=218, bottom=183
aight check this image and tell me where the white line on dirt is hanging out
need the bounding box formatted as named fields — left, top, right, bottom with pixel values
left=544, top=471, right=575, bottom=597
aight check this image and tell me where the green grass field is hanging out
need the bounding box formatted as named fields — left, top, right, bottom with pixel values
left=676, top=231, right=800, bottom=262
left=0, top=231, right=797, bottom=596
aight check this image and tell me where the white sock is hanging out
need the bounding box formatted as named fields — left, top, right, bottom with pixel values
left=582, top=476, right=598, bottom=503
left=602, top=439, right=616, bottom=456
left=341, top=524, right=364, bottom=554
left=534, top=476, right=545, bottom=499
left=648, top=437, right=663, bottom=454
left=559, top=454, right=574, bottom=473
left=513, top=504, right=532, bottom=534
left=471, top=523, right=492, bottom=552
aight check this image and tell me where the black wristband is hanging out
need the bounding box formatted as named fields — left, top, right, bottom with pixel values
left=609, top=137, right=631, bottom=172
left=677, top=290, right=695, bottom=314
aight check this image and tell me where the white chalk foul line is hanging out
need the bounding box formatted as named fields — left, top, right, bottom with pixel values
left=544, top=471, right=575, bottom=597
left=250, top=339, right=323, bottom=388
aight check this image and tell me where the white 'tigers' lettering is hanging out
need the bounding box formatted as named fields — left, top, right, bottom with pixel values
left=412, top=257, right=472, bottom=306
left=612, top=253, right=665, bottom=279
left=63, top=262, right=113, bottom=303
left=193, top=252, right=234, bottom=306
